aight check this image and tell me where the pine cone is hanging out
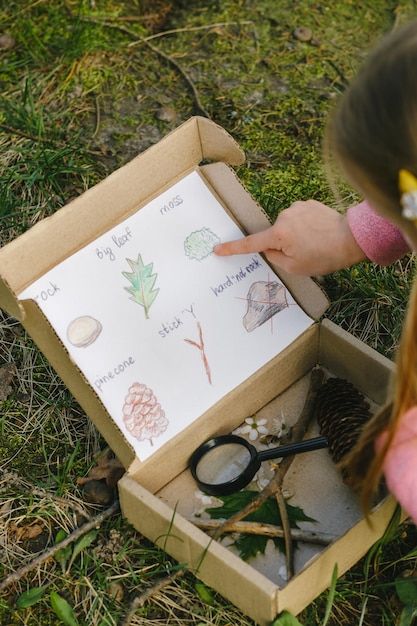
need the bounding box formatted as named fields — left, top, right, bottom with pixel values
left=314, top=377, right=372, bottom=464
left=122, top=382, right=168, bottom=445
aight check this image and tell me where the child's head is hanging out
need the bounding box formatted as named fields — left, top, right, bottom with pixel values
left=325, top=20, right=417, bottom=512
left=326, top=19, right=417, bottom=250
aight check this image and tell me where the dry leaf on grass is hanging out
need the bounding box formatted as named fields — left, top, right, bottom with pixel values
left=77, top=448, right=125, bottom=488
left=0, top=362, right=15, bottom=400
left=9, top=521, right=44, bottom=542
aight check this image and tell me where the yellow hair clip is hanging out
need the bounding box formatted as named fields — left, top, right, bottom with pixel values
left=399, top=169, right=417, bottom=223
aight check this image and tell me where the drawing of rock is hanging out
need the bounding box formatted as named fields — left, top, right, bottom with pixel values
left=67, top=315, right=102, bottom=347
left=184, top=227, right=221, bottom=261
left=122, top=382, right=168, bottom=445
left=243, top=281, right=288, bottom=332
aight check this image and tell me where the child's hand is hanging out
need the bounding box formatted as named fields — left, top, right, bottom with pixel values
left=214, top=200, right=366, bottom=275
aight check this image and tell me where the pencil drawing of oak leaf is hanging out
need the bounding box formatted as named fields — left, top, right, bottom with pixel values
left=122, top=253, right=159, bottom=319
left=122, top=382, right=168, bottom=446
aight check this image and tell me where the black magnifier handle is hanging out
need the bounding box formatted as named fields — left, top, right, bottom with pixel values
left=257, top=435, right=329, bottom=461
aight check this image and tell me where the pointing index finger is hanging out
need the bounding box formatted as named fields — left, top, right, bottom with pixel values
left=214, top=231, right=272, bottom=257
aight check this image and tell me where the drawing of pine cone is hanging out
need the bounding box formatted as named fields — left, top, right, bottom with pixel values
left=122, top=382, right=168, bottom=445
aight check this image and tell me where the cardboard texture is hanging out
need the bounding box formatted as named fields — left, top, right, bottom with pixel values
left=0, top=117, right=398, bottom=625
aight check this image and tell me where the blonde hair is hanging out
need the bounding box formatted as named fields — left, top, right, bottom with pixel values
left=324, top=20, right=417, bottom=512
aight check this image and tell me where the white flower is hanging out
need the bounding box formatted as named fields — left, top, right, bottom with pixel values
left=233, top=416, right=269, bottom=441
left=193, top=490, right=215, bottom=516
left=272, top=412, right=288, bottom=439
left=255, top=466, right=273, bottom=490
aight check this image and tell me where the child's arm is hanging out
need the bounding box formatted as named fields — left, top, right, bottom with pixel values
left=215, top=199, right=410, bottom=275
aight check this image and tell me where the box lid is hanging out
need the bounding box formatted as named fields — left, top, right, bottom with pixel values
left=0, top=116, right=245, bottom=320
left=0, top=117, right=328, bottom=469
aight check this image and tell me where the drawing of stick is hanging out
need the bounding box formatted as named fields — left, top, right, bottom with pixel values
left=184, top=321, right=212, bottom=385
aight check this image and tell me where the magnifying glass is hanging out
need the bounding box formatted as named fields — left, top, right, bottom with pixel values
left=189, top=434, right=329, bottom=496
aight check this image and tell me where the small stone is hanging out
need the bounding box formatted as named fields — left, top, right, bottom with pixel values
left=293, top=26, right=312, bottom=42
left=82, top=479, right=115, bottom=506
left=0, top=34, right=16, bottom=50
left=155, top=107, right=177, bottom=122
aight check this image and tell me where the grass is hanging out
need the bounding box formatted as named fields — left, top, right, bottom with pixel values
left=1, top=0, right=417, bottom=624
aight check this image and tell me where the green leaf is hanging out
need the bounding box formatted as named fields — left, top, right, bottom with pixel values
left=50, top=591, right=79, bottom=626
left=54, top=530, right=71, bottom=571
left=271, top=610, right=304, bottom=626
left=399, top=604, right=417, bottom=626
left=16, top=585, right=48, bottom=608
left=233, top=532, right=270, bottom=560
left=395, top=578, right=417, bottom=607
left=195, top=582, right=215, bottom=605
left=322, top=563, right=338, bottom=626
left=123, top=254, right=159, bottom=318
left=363, top=504, right=401, bottom=581
left=55, top=529, right=67, bottom=543
left=206, top=491, right=316, bottom=560
left=67, top=529, right=98, bottom=571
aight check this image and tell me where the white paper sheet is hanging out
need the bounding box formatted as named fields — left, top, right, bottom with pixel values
left=20, top=171, right=313, bottom=460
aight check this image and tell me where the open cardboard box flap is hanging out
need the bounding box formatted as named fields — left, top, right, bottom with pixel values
left=0, top=117, right=328, bottom=469
left=0, top=116, right=246, bottom=308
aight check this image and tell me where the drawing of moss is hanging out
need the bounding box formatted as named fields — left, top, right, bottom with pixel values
left=184, top=227, right=221, bottom=261
left=243, top=281, right=288, bottom=332
left=123, top=254, right=159, bottom=319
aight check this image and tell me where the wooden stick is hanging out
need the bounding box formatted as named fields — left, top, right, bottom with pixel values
left=190, top=518, right=336, bottom=546
left=120, top=568, right=185, bottom=626
left=0, top=500, right=120, bottom=593
left=275, top=487, right=294, bottom=577
left=81, top=18, right=210, bottom=118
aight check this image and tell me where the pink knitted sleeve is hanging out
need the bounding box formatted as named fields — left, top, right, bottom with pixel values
left=347, top=200, right=410, bottom=265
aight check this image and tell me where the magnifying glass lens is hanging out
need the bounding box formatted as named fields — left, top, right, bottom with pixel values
left=195, top=443, right=251, bottom=485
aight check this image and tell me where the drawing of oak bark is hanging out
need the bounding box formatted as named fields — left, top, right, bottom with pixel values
left=123, top=254, right=159, bottom=319
left=184, top=321, right=212, bottom=384
left=243, top=281, right=288, bottom=332
left=122, top=382, right=168, bottom=446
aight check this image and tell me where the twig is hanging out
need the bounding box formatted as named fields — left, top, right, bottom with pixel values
left=82, top=17, right=255, bottom=43
left=190, top=518, right=336, bottom=545
left=82, top=17, right=210, bottom=117
left=0, top=123, right=54, bottom=144
left=120, top=568, right=185, bottom=626
left=0, top=500, right=120, bottom=593
left=275, top=485, right=294, bottom=577
left=137, top=37, right=210, bottom=118
left=138, top=21, right=255, bottom=43
left=91, top=95, right=101, bottom=140
left=210, top=366, right=324, bottom=579
left=1, top=478, right=91, bottom=527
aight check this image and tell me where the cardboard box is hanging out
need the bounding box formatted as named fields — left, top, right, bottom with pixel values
left=0, top=117, right=397, bottom=625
